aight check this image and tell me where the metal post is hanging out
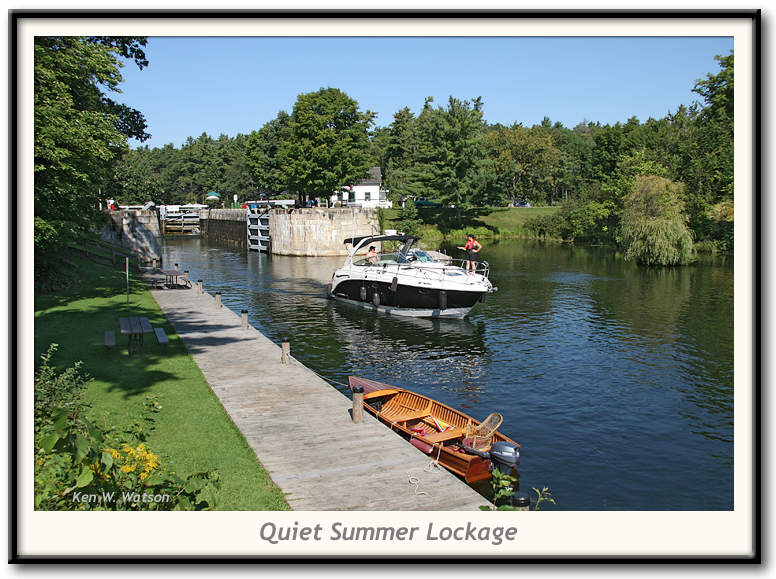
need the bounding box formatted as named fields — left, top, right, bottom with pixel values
left=512, top=493, right=531, bottom=511
left=352, top=385, right=364, bottom=423
left=215, top=292, right=222, bottom=308
left=125, top=257, right=130, bottom=305
left=281, top=340, right=290, bottom=365
left=241, top=310, right=249, bottom=330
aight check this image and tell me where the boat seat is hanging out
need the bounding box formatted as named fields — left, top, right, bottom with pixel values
left=380, top=399, right=432, bottom=423
left=465, top=412, right=503, bottom=451
left=363, top=389, right=401, bottom=400
left=420, top=427, right=465, bottom=444
left=387, top=407, right=432, bottom=423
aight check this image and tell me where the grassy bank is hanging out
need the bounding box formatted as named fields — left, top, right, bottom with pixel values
left=34, top=255, right=289, bottom=510
left=380, top=205, right=561, bottom=245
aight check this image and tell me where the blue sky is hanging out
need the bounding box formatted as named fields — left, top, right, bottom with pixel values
left=117, top=36, right=733, bottom=149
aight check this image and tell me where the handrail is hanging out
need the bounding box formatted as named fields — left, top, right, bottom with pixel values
left=355, top=256, right=490, bottom=283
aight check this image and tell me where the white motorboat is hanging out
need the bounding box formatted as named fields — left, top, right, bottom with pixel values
left=327, top=234, right=496, bottom=318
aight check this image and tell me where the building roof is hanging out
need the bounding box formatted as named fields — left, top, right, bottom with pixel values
left=355, top=166, right=382, bottom=186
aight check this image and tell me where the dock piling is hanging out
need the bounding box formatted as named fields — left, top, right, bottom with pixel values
left=184, top=270, right=189, bottom=281
left=197, top=280, right=203, bottom=294
left=241, top=309, right=249, bottom=330
left=512, top=493, right=531, bottom=511
left=215, top=292, right=222, bottom=308
left=352, top=384, right=364, bottom=423
left=281, top=340, right=290, bottom=364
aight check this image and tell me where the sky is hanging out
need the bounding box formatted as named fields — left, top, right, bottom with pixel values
left=116, top=35, right=733, bottom=149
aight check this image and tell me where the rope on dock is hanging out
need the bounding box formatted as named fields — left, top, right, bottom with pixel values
left=299, top=365, right=351, bottom=390
left=407, top=472, right=429, bottom=496
left=406, top=444, right=444, bottom=497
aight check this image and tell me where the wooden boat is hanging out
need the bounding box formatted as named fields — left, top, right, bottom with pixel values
left=349, top=376, right=520, bottom=483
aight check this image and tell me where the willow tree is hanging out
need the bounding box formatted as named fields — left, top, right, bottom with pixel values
left=619, top=175, right=695, bottom=266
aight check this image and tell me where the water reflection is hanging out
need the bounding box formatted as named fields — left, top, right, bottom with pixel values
left=161, top=237, right=735, bottom=510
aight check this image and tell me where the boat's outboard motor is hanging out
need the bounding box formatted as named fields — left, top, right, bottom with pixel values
left=489, top=441, right=521, bottom=474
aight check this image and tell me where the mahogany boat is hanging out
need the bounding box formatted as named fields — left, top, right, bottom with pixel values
left=349, top=376, right=521, bottom=483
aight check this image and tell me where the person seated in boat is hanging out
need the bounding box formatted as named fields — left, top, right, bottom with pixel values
left=457, top=234, right=482, bottom=274
left=366, top=246, right=379, bottom=264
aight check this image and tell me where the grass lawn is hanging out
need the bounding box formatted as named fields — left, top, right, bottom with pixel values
left=34, top=254, right=289, bottom=510
left=380, top=205, right=561, bottom=243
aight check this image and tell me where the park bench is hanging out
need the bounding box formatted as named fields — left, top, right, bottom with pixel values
left=154, top=327, right=169, bottom=345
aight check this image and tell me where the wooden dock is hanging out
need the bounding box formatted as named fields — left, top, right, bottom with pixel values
left=148, top=281, right=491, bottom=511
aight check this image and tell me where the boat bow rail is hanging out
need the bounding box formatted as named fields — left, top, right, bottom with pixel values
left=351, top=257, right=493, bottom=288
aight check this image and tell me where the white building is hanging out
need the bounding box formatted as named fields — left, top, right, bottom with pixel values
left=330, top=167, right=392, bottom=209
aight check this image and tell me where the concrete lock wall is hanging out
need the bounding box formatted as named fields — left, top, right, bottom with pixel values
left=268, top=208, right=380, bottom=256
left=102, top=210, right=162, bottom=264
left=199, top=208, right=247, bottom=248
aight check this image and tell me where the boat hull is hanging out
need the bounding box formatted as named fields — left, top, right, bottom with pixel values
left=332, top=295, right=472, bottom=319
left=330, top=278, right=485, bottom=318
left=369, top=410, right=493, bottom=483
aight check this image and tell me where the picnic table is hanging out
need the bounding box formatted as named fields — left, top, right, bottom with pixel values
left=160, top=269, right=191, bottom=288
left=119, top=316, right=153, bottom=355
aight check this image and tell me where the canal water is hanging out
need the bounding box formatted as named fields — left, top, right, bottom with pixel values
left=161, top=237, right=734, bottom=511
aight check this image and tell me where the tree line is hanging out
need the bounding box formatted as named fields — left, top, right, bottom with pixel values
left=34, top=36, right=733, bottom=270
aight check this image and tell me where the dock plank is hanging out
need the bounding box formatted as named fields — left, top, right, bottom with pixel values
left=147, top=279, right=491, bottom=511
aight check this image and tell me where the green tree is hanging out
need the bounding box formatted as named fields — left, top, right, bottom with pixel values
left=111, top=146, right=163, bottom=204
left=245, top=111, right=290, bottom=194
left=484, top=124, right=559, bottom=206
left=590, top=124, right=625, bottom=184
left=381, top=107, right=417, bottom=205
left=619, top=175, right=695, bottom=266
left=34, top=36, right=149, bottom=260
left=395, top=201, right=423, bottom=237
left=219, top=134, right=257, bottom=203
left=277, top=88, right=375, bottom=202
left=408, top=96, right=488, bottom=219
left=684, top=52, right=734, bottom=239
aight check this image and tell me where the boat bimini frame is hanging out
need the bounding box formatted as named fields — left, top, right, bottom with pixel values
left=342, top=234, right=492, bottom=283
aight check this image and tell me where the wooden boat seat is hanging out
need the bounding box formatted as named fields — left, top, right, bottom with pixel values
left=363, top=389, right=401, bottom=400
left=380, top=397, right=433, bottom=423
left=420, top=427, right=465, bottom=444
left=389, top=407, right=432, bottom=423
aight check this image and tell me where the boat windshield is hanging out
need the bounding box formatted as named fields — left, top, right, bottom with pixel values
left=352, top=252, right=411, bottom=266
left=407, top=250, right=437, bottom=263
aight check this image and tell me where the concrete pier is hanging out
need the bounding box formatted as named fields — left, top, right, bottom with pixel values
left=148, top=281, right=491, bottom=511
